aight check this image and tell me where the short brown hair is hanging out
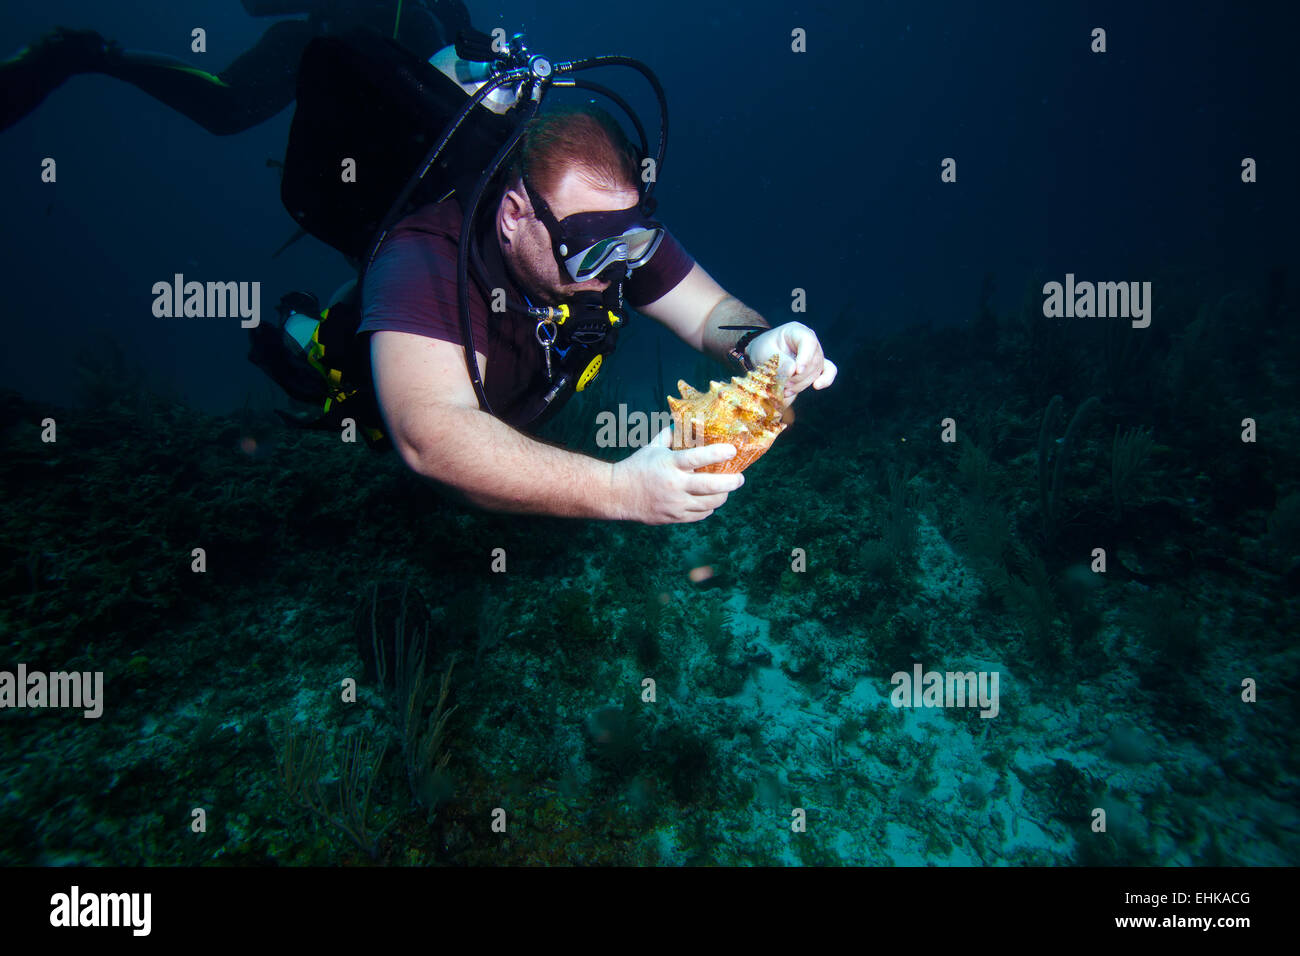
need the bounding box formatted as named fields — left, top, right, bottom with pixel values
left=508, top=105, right=640, bottom=199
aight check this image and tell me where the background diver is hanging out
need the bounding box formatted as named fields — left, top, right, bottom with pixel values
left=0, top=0, right=472, bottom=134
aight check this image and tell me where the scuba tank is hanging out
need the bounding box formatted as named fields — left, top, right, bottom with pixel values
left=248, top=289, right=385, bottom=442
left=279, top=27, right=521, bottom=260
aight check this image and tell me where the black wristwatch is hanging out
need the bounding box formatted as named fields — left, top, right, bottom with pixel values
left=720, top=325, right=767, bottom=373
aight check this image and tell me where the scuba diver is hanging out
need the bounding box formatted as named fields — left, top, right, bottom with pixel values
left=0, top=0, right=471, bottom=134
left=360, top=105, right=836, bottom=525
left=251, top=25, right=838, bottom=525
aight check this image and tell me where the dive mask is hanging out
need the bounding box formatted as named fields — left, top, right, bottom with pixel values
left=523, top=173, right=664, bottom=282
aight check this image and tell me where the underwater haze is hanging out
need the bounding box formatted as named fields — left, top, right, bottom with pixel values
left=1, top=0, right=1298, bottom=869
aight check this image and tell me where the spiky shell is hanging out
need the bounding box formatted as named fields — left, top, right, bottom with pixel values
left=667, top=354, right=788, bottom=473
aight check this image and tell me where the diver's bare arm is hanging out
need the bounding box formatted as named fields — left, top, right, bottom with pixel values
left=638, top=262, right=769, bottom=364
left=699, top=296, right=770, bottom=365
left=407, top=403, right=617, bottom=518
left=370, top=330, right=617, bottom=518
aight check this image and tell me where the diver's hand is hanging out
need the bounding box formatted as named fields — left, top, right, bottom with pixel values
left=746, top=322, right=838, bottom=400
left=612, top=426, right=744, bottom=524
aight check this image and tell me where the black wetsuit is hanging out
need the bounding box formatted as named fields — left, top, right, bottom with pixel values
left=0, top=0, right=473, bottom=134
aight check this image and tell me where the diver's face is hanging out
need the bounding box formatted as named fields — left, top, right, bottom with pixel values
left=497, top=169, right=640, bottom=303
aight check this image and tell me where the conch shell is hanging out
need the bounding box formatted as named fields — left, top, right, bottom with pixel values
left=668, top=355, right=788, bottom=473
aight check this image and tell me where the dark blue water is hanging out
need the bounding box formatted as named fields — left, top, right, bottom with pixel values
left=0, top=0, right=1296, bottom=871
left=4, top=1, right=1292, bottom=411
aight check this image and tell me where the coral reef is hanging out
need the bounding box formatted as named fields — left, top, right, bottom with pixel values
left=1, top=270, right=1298, bottom=867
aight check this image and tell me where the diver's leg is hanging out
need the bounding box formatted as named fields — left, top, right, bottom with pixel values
left=99, top=19, right=314, bottom=135
left=0, top=27, right=114, bottom=132
left=2, top=5, right=475, bottom=136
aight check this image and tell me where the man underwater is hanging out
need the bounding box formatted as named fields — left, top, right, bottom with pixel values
left=7, top=8, right=839, bottom=524
left=359, top=82, right=838, bottom=524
